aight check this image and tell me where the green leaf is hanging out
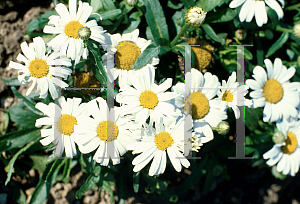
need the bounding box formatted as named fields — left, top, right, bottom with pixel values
left=205, top=8, right=236, bottom=23
left=76, top=173, right=101, bottom=199
left=91, top=0, right=116, bottom=13
left=202, top=24, right=222, bottom=44
left=265, top=32, right=289, bottom=57
left=46, top=159, right=67, bottom=183
left=167, top=0, right=183, bottom=9
left=133, top=172, right=140, bottom=193
left=62, top=159, right=72, bottom=183
left=0, top=111, right=9, bottom=135
left=101, top=180, right=114, bottom=203
left=5, top=137, right=39, bottom=185
left=123, top=11, right=143, bottom=34
left=87, top=40, right=107, bottom=87
left=0, top=128, right=40, bottom=154
left=172, top=11, right=183, bottom=35
left=29, top=155, right=48, bottom=172
left=245, top=107, right=263, bottom=131
left=144, top=0, right=169, bottom=43
left=99, top=9, right=122, bottom=20
left=11, top=86, right=43, bottom=116
left=1, top=77, right=23, bottom=86
left=196, top=0, right=230, bottom=12
left=131, top=43, right=159, bottom=70
left=179, top=0, right=194, bottom=8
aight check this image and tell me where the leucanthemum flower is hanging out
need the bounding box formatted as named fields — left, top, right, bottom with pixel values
left=102, top=29, right=159, bottom=87
left=35, top=97, right=89, bottom=158
left=44, top=0, right=107, bottom=64
left=171, top=68, right=227, bottom=142
left=229, top=0, right=284, bottom=27
left=217, top=71, right=252, bottom=119
left=263, top=119, right=300, bottom=176
left=185, top=7, right=207, bottom=27
left=116, top=66, right=181, bottom=128
left=9, top=37, right=72, bottom=99
left=74, top=97, right=139, bottom=166
left=246, top=58, right=299, bottom=122
left=127, top=117, right=191, bottom=176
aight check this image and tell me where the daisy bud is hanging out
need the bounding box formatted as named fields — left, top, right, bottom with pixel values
left=126, top=0, right=137, bottom=7
left=77, top=26, right=91, bottom=41
left=293, top=22, right=300, bottom=39
left=235, top=29, right=247, bottom=41
left=272, top=131, right=285, bottom=144
left=216, top=121, right=230, bottom=135
left=185, top=7, right=207, bottom=27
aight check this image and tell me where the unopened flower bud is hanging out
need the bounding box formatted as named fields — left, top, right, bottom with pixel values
left=272, top=131, right=285, bottom=144
left=216, top=121, right=230, bottom=135
left=77, top=26, right=91, bottom=41
left=126, top=0, right=137, bottom=7
left=235, top=29, right=247, bottom=41
left=293, top=22, right=300, bottom=39
left=185, top=7, right=207, bottom=27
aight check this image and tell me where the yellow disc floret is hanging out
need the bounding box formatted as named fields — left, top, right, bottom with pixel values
left=28, top=59, right=49, bottom=78
left=65, top=21, right=83, bottom=39
left=263, top=79, right=283, bottom=104
left=222, top=90, right=233, bottom=102
left=281, top=132, right=298, bottom=155
left=97, top=121, right=119, bottom=142
left=115, top=41, right=141, bottom=70
left=139, top=91, right=158, bottom=109
left=155, top=132, right=174, bottom=151
left=57, top=114, right=78, bottom=135
left=191, top=92, right=210, bottom=119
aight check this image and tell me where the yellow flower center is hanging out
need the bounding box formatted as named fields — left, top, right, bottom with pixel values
left=263, top=79, right=283, bottom=104
left=139, top=91, right=158, bottom=109
left=57, top=114, right=78, bottom=136
left=222, top=90, right=233, bottom=102
left=64, top=21, right=83, bottom=39
left=115, top=41, right=141, bottom=70
left=281, top=132, right=298, bottom=155
left=28, top=59, right=49, bottom=78
left=191, top=92, right=210, bottom=119
left=155, top=132, right=174, bottom=151
left=97, top=121, right=119, bottom=142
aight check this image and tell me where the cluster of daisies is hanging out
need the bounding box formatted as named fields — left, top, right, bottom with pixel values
left=7, top=0, right=300, bottom=177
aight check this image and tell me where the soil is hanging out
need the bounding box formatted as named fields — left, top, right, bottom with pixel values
left=1, top=1, right=300, bottom=204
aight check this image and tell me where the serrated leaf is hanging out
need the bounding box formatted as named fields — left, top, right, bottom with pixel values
left=144, top=0, right=169, bottom=43
left=87, top=40, right=107, bottom=87
left=123, top=11, right=142, bottom=34
left=5, top=137, right=39, bottom=185
left=131, top=43, right=159, bottom=70
left=265, top=32, right=289, bottom=57
left=196, top=0, right=230, bottom=12
left=202, top=24, right=222, bottom=44
left=205, top=8, right=236, bottom=23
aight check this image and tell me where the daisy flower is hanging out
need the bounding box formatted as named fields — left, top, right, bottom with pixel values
left=35, top=97, right=89, bottom=158
left=116, top=66, right=181, bottom=128
left=44, top=0, right=107, bottom=64
left=74, top=97, right=139, bottom=166
left=102, top=29, right=159, bottom=87
left=263, top=119, right=300, bottom=176
left=217, top=71, right=252, bottom=119
left=246, top=58, right=299, bottom=122
left=171, top=68, right=227, bottom=141
left=9, top=37, right=72, bottom=99
left=229, top=0, right=284, bottom=27
left=127, top=117, right=191, bottom=176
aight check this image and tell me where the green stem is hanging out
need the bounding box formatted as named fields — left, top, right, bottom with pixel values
left=276, top=26, right=293, bottom=33
left=170, top=24, right=189, bottom=47
left=285, top=3, right=300, bottom=11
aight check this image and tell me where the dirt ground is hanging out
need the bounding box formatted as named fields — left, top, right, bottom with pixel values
left=1, top=1, right=300, bottom=204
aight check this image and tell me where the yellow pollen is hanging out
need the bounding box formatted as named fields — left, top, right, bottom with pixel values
left=115, top=41, right=141, bottom=70
left=222, top=90, right=233, bottom=102
left=139, top=91, right=158, bottom=109
left=191, top=92, right=210, bottom=119
left=28, top=59, right=49, bottom=78
left=155, top=132, right=174, bottom=151
left=64, top=21, right=83, bottom=39
left=57, top=114, right=78, bottom=135
left=281, top=132, right=298, bottom=155
left=263, top=79, right=283, bottom=104
left=97, top=121, right=119, bottom=142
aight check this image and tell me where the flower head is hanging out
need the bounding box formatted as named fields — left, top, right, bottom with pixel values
left=185, top=7, right=207, bottom=27
left=293, top=22, right=300, bottom=39
left=9, top=37, right=72, bottom=99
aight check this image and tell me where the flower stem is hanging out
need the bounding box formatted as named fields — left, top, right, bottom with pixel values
left=285, top=3, right=300, bottom=11
left=170, top=24, right=189, bottom=48
left=275, top=26, right=293, bottom=33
